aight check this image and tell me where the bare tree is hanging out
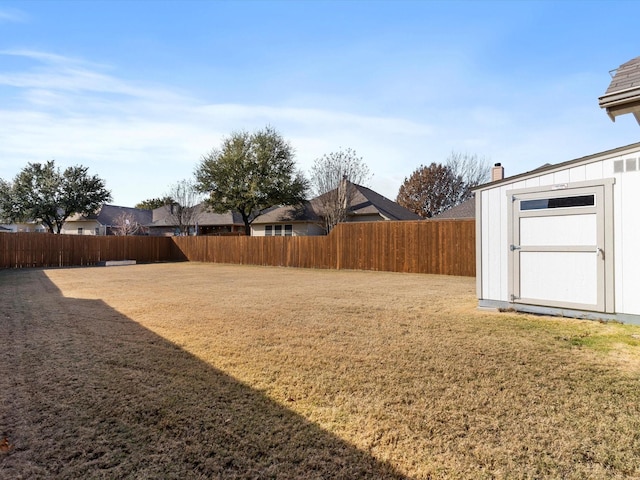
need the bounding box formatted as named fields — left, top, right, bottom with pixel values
left=112, top=212, right=142, bottom=236
left=309, top=148, right=371, bottom=233
left=167, top=179, right=202, bottom=235
left=446, top=151, right=491, bottom=204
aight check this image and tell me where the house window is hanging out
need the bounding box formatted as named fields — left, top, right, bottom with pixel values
left=77, top=228, right=83, bottom=235
left=265, top=224, right=293, bottom=236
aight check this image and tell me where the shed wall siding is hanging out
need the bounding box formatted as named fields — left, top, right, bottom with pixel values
left=478, top=145, right=640, bottom=316
left=616, top=160, right=640, bottom=314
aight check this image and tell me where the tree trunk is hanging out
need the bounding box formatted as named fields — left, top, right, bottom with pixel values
left=240, top=211, right=251, bottom=236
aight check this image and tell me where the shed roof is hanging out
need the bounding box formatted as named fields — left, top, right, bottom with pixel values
left=473, top=141, right=640, bottom=192
left=599, top=56, right=640, bottom=123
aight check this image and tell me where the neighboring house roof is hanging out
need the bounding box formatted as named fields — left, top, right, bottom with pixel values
left=348, top=184, right=422, bottom=220
left=252, top=181, right=422, bottom=224
left=599, top=56, right=640, bottom=123
left=0, top=225, right=11, bottom=232
left=432, top=196, right=475, bottom=219
left=197, top=208, right=245, bottom=227
left=67, top=204, right=152, bottom=226
left=148, top=203, right=244, bottom=227
left=253, top=202, right=322, bottom=224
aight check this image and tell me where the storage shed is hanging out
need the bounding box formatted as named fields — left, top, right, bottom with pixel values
left=474, top=142, right=640, bottom=324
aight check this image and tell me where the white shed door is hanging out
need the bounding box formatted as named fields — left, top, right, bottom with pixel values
left=510, top=185, right=607, bottom=312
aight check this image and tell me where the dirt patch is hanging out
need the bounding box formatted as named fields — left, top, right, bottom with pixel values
left=2, top=263, right=640, bottom=479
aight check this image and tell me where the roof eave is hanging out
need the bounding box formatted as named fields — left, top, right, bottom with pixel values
left=598, top=84, right=640, bottom=104
left=599, top=86, right=640, bottom=124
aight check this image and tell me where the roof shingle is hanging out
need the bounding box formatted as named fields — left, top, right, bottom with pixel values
left=599, top=56, right=640, bottom=123
left=432, top=197, right=475, bottom=219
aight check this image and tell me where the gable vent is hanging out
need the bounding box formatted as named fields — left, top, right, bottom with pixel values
left=614, top=158, right=638, bottom=173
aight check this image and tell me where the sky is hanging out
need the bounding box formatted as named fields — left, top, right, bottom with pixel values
left=1, top=0, right=640, bottom=207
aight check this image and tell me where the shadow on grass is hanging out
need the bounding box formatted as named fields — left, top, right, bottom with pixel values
left=0, top=270, right=409, bottom=479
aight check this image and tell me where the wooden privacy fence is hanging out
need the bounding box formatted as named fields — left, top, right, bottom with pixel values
left=0, top=233, right=172, bottom=268
left=172, top=220, right=475, bottom=276
left=1, top=219, right=475, bottom=276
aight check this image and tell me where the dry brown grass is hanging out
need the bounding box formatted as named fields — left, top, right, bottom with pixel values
left=2, top=262, right=640, bottom=479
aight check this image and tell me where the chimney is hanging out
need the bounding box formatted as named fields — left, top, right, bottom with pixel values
left=491, top=163, right=504, bottom=182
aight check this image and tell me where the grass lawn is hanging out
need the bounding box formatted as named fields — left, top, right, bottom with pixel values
left=1, top=262, right=640, bottom=479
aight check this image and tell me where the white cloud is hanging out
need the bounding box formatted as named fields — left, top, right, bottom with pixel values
left=0, top=49, right=190, bottom=104
left=0, top=8, right=27, bottom=23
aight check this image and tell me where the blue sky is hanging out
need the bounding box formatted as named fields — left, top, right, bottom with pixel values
left=1, top=0, right=640, bottom=207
